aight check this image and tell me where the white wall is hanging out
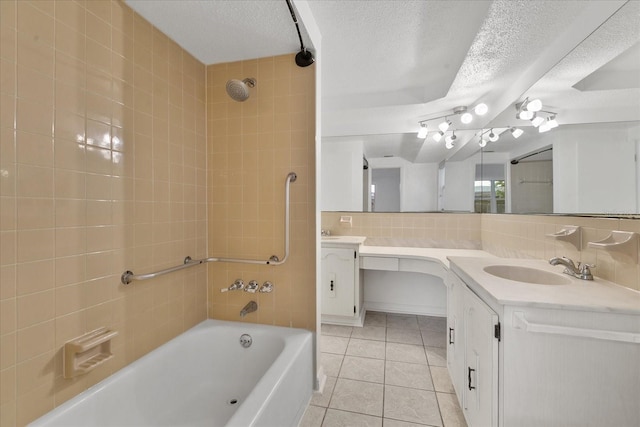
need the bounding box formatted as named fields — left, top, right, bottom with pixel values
left=372, top=168, right=401, bottom=211
left=511, top=160, right=553, bottom=213
left=367, top=157, right=439, bottom=211
left=322, top=138, right=363, bottom=211
left=443, top=157, right=477, bottom=211
left=553, top=123, right=637, bottom=213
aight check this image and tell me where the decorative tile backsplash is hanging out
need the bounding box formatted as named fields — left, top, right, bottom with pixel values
left=322, top=212, right=640, bottom=291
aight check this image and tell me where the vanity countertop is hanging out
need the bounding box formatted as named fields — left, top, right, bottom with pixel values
left=359, top=245, right=493, bottom=269
left=321, top=236, right=367, bottom=245
left=448, top=256, right=640, bottom=315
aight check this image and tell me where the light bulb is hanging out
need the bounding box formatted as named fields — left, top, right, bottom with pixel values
left=478, top=138, right=487, bottom=148
left=445, top=139, right=455, bottom=149
left=417, top=125, right=428, bottom=139
left=438, top=119, right=451, bottom=133
left=539, top=122, right=551, bottom=133
left=510, top=127, right=523, bottom=138
left=517, top=110, right=534, bottom=120
left=488, top=129, right=499, bottom=142
left=433, top=131, right=443, bottom=142
left=525, top=98, right=542, bottom=112
left=460, top=112, right=473, bottom=124
left=474, top=103, right=488, bottom=116
left=531, top=115, right=544, bottom=127
left=547, top=116, right=559, bottom=128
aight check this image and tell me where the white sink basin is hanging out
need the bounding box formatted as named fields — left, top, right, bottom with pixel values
left=483, top=265, right=572, bottom=285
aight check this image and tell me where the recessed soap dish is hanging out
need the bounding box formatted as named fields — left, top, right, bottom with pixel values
left=588, top=231, right=638, bottom=264
left=546, top=225, right=581, bottom=250
left=63, top=327, right=118, bottom=378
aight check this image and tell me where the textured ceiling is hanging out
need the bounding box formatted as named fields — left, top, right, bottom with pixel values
left=127, top=0, right=639, bottom=164
left=125, top=0, right=311, bottom=64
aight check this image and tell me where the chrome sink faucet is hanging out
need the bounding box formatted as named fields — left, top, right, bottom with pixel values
left=549, top=256, right=594, bottom=280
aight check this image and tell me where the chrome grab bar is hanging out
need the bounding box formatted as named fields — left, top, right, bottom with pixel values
left=121, top=172, right=297, bottom=285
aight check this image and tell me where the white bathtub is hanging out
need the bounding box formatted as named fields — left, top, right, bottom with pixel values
left=30, top=319, right=314, bottom=427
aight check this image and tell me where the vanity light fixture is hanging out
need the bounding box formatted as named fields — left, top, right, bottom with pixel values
left=438, top=118, right=451, bottom=132
left=531, top=114, right=545, bottom=127
left=444, top=131, right=457, bottom=149
left=416, top=102, right=489, bottom=139
left=474, top=103, right=488, bottom=116
left=417, top=123, right=428, bottom=139
left=510, top=127, right=524, bottom=138
left=517, top=110, right=534, bottom=120
left=478, top=134, right=488, bottom=148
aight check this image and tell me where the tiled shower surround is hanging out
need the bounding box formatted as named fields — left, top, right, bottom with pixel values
left=0, top=1, right=315, bottom=424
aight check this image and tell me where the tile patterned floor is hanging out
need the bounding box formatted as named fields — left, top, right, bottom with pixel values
left=300, top=312, right=467, bottom=427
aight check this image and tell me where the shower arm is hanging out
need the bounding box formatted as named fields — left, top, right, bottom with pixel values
left=120, top=172, right=297, bottom=285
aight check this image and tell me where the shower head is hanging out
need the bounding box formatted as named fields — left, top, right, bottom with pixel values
left=225, top=78, right=256, bottom=102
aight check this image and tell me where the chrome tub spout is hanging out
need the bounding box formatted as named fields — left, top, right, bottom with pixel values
left=240, top=301, right=258, bottom=318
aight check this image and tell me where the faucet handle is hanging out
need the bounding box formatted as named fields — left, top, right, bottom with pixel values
left=221, top=279, right=245, bottom=292
left=578, top=263, right=595, bottom=280
left=244, top=280, right=259, bottom=293
left=259, top=281, right=274, bottom=293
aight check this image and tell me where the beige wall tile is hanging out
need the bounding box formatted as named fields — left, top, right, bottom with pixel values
left=1, top=2, right=208, bottom=424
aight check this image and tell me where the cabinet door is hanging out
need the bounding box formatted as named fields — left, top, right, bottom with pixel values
left=446, top=272, right=465, bottom=403
left=463, top=287, right=499, bottom=427
left=321, top=248, right=356, bottom=317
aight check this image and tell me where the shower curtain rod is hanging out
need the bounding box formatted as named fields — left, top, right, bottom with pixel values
left=121, top=172, right=297, bottom=285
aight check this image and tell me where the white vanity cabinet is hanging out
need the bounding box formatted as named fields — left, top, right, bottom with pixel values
left=448, top=257, right=640, bottom=427
left=321, top=240, right=364, bottom=326
left=446, top=271, right=499, bottom=427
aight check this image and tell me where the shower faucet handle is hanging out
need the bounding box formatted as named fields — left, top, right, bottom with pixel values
left=221, top=279, right=245, bottom=292
left=244, top=280, right=259, bottom=293
left=259, top=281, right=274, bottom=293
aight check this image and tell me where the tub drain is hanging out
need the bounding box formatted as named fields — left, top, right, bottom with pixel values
left=239, top=334, right=252, bottom=348
left=228, top=398, right=239, bottom=405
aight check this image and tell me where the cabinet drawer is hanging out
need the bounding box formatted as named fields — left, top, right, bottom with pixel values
left=360, top=256, right=399, bottom=271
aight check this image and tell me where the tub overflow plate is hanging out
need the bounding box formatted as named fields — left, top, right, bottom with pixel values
left=239, top=334, right=252, bottom=348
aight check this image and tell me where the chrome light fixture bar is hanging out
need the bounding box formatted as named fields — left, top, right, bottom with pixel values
left=416, top=103, right=489, bottom=140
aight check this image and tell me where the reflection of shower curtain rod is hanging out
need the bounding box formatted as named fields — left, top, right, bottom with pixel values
left=120, top=172, right=297, bottom=284
left=519, top=179, right=553, bottom=184
left=511, top=147, right=552, bottom=165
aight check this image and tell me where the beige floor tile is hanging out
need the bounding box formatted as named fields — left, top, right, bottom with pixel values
left=418, top=315, right=446, bottom=332
left=383, top=419, right=430, bottom=427
left=351, top=325, right=386, bottom=341
left=384, top=385, right=442, bottom=426
left=385, top=342, right=427, bottom=364
left=321, top=335, right=349, bottom=354
left=340, top=355, right=385, bottom=383
left=329, top=378, right=384, bottom=417
left=425, top=346, right=446, bottom=367
left=364, top=311, right=387, bottom=327
left=386, top=314, right=419, bottom=330
left=320, top=353, right=344, bottom=377
left=311, top=376, right=337, bottom=408
left=386, top=327, right=423, bottom=345
left=430, top=366, right=455, bottom=393
left=385, top=360, right=434, bottom=390
left=321, top=324, right=353, bottom=338
left=421, top=329, right=446, bottom=348
left=436, top=392, right=467, bottom=427
left=322, top=409, right=382, bottom=427
left=347, top=338, right=386, bottom=359
left=300, top=405, right=326, bottom=427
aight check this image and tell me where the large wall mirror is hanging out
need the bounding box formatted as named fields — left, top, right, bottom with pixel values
left=321, top=2, right=640, bottom=215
